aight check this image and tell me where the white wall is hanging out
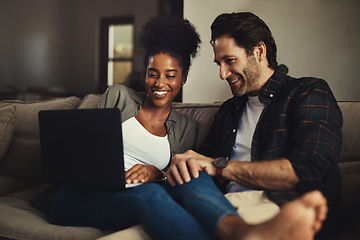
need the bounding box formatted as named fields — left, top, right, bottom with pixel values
left=183, top=0, right=360, bottom=102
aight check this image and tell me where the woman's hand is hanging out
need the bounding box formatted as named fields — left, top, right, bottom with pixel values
left=125, top=164, right=164, bottom=184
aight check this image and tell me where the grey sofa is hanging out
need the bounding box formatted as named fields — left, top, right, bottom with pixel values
left=0, top=94, right=359, bottom=240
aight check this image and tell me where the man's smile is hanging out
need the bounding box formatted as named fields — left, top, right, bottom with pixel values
left=228, top=76, right=241, bottom=84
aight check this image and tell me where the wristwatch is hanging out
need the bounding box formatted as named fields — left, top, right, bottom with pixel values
left=213, top=157, right=228, bottom=178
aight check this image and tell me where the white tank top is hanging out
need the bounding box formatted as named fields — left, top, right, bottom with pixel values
left=122, top=117, right=170, bottom=171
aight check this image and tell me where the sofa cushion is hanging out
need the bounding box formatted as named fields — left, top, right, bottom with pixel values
left=338, top=101, right=360, bottom=163
left=97, top=225, right=151, bottom=240
left=0, top=104, right=17, bottom=163
left=173, top=102, right=221, bottom=150
left=339, top=162, right=360, bottom=207
left=0, top=97, right=81, bottom=182
left=0, top=193, right=152, bottom=240
left=0, top=184, right=149, bottom=240
left=0, top=175, right=32, bottom=197
left=0, top=195, right=110, bottom=240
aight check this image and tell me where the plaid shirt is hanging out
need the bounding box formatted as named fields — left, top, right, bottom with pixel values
left=200, top=70, right=343, bottom=208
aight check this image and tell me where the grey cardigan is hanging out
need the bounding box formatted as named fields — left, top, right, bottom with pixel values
left=97, top=84, right=197, bottom=159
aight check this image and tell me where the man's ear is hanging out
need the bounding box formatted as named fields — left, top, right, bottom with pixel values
left=254, top=41, right=267, bottom=62
left=182, top=71, right=188, bottom=85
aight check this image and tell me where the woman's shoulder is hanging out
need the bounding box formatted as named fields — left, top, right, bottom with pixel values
left=97, top=84, right=145, bottom=109
left=169, top=108, right=197, bottom=129
left=107, top=84, right=136, bottom=95
left=107, top=84, right=144, bottom=102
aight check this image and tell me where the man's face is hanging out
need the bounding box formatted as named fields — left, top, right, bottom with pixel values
left=213, top=35, right=261, bottom=97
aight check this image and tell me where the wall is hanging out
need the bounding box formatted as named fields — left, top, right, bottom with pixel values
left=2, top=0, right=359, bottom=101
left=183, top=0, right=360, bottom=102
left=0, top=0, right=158, bottom=97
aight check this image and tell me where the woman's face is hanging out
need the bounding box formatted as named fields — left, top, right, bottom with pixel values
left=145, top=53, right=186, bottom=108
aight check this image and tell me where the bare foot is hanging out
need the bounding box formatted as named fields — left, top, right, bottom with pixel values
left=218, top=190, right=328, bottom=240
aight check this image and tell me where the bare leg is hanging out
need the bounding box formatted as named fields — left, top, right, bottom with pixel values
left=217, top=190, right=328, bottom=240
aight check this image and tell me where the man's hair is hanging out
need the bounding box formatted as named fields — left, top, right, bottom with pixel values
left=140, top=16, right=201, bottom=74
left=210, top=12, right=278, bottom=70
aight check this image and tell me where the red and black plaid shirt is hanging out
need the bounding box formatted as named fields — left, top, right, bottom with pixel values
left=200, top=70, right=343, bottom=208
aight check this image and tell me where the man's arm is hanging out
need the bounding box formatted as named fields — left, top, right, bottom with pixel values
left=223, top=158, right=299, bottom=190
left=166, top=150, right=299, bottom=190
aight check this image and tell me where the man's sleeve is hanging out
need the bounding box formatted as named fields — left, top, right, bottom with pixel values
left=288, top=79, right=343, bottom=203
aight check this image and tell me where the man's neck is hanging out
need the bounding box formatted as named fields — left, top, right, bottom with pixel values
left=258, top=67, right=275, bottom=88
left=247, top=67, right=275, bottom=96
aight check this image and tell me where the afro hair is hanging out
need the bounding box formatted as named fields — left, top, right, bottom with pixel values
left=140, top=16, right=201, bottom=73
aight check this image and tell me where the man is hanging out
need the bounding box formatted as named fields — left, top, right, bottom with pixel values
left=167, top=11, right=342, bottom=222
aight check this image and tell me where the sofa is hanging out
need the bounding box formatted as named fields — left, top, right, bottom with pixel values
left=0, top=94, right=359, bottom=240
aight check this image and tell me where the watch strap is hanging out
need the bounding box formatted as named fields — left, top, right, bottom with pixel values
left=216, top=168, right=224, bottom=178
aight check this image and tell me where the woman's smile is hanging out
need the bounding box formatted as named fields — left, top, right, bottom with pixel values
left=153, top=89, right=171, bottom=97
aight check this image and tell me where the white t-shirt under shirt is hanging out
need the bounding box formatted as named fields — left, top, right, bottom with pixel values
left=122, top=117, right=170, bottom=171
left=227, top=96, right=264, bottom=192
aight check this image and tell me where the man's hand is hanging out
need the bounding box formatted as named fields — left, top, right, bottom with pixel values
left=125, top=164, right=163, bottom=184
left=166, top=150, right=216, bottom=186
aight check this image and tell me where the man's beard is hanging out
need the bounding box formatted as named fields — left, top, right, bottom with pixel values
left=232, top=57, right=260, bottom=97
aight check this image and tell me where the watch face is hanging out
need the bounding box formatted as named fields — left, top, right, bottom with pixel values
left=214, top=157, right=228, bottom=169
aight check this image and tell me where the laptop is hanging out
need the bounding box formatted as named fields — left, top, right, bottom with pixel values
left=38, top=108, right=139, bottom=189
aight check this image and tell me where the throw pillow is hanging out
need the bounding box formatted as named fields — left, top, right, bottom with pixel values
left=0, top=97, right=81, bottom=182
left=0, top=104, right=17, bottom=162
